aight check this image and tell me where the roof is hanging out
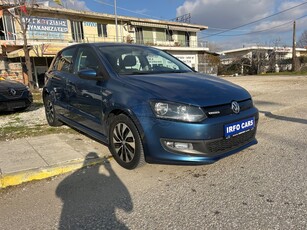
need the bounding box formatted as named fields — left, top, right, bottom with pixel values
left=221, top=46, right=307, bottom=55
left=31, top=6, right=208, bottom=31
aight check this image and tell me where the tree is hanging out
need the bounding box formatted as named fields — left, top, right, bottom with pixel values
left=32, top=43, right=50, bottom=57
left=3, top=0, right=39, bottom=89
left=298, top=30, right=307, bottom=48
left=207, top=41, right=222, bottom=52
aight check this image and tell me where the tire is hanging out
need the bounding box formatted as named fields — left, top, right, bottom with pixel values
left=109, top=114, right=145, bottom=170
left=44, top=94, right=62, bottom=127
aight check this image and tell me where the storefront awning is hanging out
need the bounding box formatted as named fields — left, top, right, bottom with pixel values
left=167, top=26, right=200, bottom=32
left=6, top=48, right=25, bottom=58
left=1, top=45, right=35, bottom=58
left=4, top=44, right=66, bottom=58
left=130, top=22, right=201, bottom=32
left=1, top=45, right=25, bottom=53
left=130, top=21, right=168, bottom=29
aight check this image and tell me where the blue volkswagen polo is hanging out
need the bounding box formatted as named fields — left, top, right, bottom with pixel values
left=43, top=43, right=258, bottom=169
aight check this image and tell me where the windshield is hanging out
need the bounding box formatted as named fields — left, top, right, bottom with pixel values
left=98, top=45, right=193, bottom=75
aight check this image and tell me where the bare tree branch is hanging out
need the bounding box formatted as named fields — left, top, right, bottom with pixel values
left=3, top=0, right=39, bottom=89
left=298, top=30, right=307, bottom=48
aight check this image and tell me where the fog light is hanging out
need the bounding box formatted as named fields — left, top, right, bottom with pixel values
left=174, top=142, right=192, bottom=149
left=166, top=141, right=175, bottom=148
left=165, top=141, right=193, bottom=150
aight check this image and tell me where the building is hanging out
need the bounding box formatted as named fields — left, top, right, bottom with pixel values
left=0, top=4, right=212, bottom=87
left=220, top=46, right=307, bottom=74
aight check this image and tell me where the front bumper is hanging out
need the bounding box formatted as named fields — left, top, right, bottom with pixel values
left=0, top=90, right=33, bottom=112
left=138, top=107, right=259, bottom=164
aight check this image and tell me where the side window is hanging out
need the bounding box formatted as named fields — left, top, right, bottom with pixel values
left=53, top=47, right=75, bottom=73
left=74, top=47, right=99, bottom=73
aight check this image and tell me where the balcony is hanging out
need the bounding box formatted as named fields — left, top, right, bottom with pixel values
left=1, top=32, right=208, bottom=49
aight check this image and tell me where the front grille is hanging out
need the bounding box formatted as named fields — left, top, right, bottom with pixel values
left=206, top=128, right=256, bottom=154
left=0, top=89, right=25, bottom=99
left=203, top=99, right=253, bottom=118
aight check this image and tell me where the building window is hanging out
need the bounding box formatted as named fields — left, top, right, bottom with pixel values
left=135, top=27, right=143, bottom=44
left=97, top=23, right=107, bottom=37
left=71, top=21, right=84, bottom=42
left=166, top=29, right=173, bottom=41
left=185, top=32, right=190, bottom=47
left=1, top=13, right=16, bottom=40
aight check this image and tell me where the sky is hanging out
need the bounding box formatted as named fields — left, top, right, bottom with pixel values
left=43, top=0, right=307, bottom=51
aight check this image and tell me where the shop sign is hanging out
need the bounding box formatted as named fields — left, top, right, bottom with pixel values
left=173, top=54, right=196, bottom=68
left=23, top=17, right=68, bottom=39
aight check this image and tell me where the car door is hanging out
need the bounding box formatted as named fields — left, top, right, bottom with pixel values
left=47, top=46, right=77, bottom=117
left=68, top=46, right=105, bottom=134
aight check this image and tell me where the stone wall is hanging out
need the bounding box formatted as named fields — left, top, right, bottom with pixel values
left=0, top=60, right=24, bottom=83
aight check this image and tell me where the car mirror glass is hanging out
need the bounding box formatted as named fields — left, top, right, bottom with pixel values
left=78, top=68, right=103, bottom=80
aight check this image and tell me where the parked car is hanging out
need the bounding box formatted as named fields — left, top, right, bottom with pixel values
left=0, top=78, right=33, bottom=112
left=43, top=43, right=259, bottom=169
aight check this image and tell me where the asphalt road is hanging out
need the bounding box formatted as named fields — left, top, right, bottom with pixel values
left=0, top=75, right=306, bottom=230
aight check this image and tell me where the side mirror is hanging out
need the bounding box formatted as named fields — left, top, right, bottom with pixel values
left=78, top=68, right=103, bottom=80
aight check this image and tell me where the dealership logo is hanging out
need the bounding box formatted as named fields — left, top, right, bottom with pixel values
left=231, top=101, right=240, bottom=114
left=8, top=88, right=17, bottom=96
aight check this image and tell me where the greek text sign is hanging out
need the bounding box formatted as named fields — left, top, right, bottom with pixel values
left=24, top=17, right=68, bottom=33
left=23, top=17, right=68, bottom=39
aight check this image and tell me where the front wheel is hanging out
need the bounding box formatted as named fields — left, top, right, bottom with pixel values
left=44, top=94, right=62, bottom=127
left=109, top=114, right=145, bottom=170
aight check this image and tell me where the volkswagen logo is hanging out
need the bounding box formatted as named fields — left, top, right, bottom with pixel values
left=231, top=101, right=240, bottom=114
left=8, top=88, right=17, bottom=96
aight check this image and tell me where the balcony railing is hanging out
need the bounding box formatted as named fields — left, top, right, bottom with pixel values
left=2, top=32, right=208, bottom=48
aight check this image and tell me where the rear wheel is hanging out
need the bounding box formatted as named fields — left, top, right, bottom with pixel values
left=109, top=114, right=145, bottom=169
left=44, top=94, right=62, bottom=127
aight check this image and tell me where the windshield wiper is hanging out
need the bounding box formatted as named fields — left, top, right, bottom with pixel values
left=161, top=70, right=190, bottom=73
left=119, top=70, right=191, bottom=75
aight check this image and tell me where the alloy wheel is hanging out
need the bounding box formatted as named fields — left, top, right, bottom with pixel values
left=46, top=100, right=55, bottom=122
left=113, top=123, right=136, bottom=163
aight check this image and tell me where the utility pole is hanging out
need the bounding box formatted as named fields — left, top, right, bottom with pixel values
left=292, top=21, right=298, bottom=72
left=114, top=0, right=118, bottom=42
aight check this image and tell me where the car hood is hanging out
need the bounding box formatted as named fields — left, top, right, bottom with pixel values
left=119, top=72, right=251, bottom=107
left=0, top=80, right=27, bottom=91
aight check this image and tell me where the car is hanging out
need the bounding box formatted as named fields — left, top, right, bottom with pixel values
left=43, top=43, right=259, bottom=169
left=0, top=78, right=33, bottom=112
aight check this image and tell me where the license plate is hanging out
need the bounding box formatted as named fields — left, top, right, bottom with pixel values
left=224, top=117, right=255, bottom=138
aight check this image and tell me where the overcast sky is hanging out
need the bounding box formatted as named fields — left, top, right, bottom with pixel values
left=42, top=0, right=307, bottom=50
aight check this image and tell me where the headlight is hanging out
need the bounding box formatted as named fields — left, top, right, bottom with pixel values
left=150, top=101, right=207, bottom=122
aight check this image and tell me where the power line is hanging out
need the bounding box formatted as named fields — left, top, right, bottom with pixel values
left=201, top=13, right=307, bottom=37
left=200, top=1, right=307, bottom=39
left=240, top=14, right=307, bottom=36
left=208, top=21, right=292, bottom=37
left=206, top=27, right=251, bottom=32
left=93, top=0, right=163, bottom=20
left=80, top=0, right=307, bottom=39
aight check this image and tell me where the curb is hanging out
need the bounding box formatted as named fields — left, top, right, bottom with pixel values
left=0, top=157, right=111, bottom=189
